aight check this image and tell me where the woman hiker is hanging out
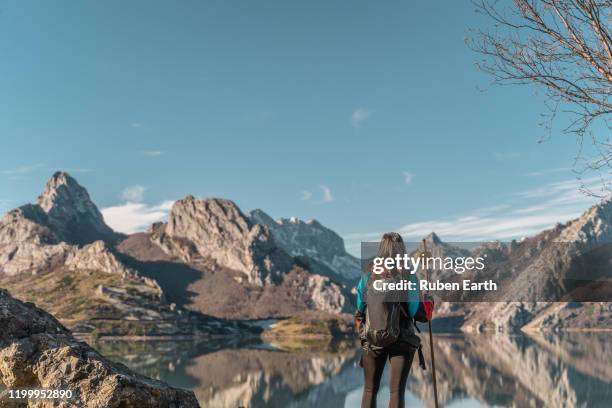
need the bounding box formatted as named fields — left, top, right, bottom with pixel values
left=355, top=232, right=433, bottom=408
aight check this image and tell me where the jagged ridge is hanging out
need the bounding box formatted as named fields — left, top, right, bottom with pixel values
left=249, top=209, right=360, bottom=282
left=127, top=196, right=348, bottom=318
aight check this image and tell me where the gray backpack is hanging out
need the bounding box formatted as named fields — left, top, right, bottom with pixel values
left=363, top=279, right=403, bottom=348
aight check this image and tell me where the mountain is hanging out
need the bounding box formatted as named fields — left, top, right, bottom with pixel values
left=0, top=171, right=122, bottom=276
left=411, top=232, right=473, bottom=280
left=1, top=173, right=347, bottom=323
left=2, top=171, right=609, bottom=332
left=37, top=171, right=120, bottom=244
left=249, top=209, right=360, bottom=283
left=152, top=197, right=293, bottom=285
left=429, top=199, right=612, bottom=332
left=0, top=288, right=200, bottom=407
left=419, top=232, right=471, bottom=258
left=0, top=173, right=257, bottom=338
left=118, top=196, right=347, bottom=319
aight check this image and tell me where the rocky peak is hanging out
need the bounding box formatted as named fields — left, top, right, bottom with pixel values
left=0, top=172, right=124, bottom=277
left=557, top=197, right=612, bottom=244
left=424, top=232, right=442, bottom=245
left=34, top=171, right=119, bottom=244
left=249, top=209, right=359, bottom=280
left=249, top=208, right=276, bottom=226
left=153, top=197, right=292, bottom=284
left=167, top=197, right=252, bottom=242
left=37, top=172, right=81, bottom=211
left=419, top=231, right=470, bottom=259
left=250, top=210, right=346, bottom=254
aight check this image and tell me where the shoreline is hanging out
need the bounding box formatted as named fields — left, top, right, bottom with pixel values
left=71, top=324, right=612, bottom=342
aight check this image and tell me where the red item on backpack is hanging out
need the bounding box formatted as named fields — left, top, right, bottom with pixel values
left=423, top=300, right=434, bottom=321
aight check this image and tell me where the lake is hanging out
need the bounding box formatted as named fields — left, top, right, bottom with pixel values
left=97, top=332, right=612, bottom=407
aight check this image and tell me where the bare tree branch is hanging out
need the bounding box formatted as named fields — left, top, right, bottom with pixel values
left=469, top=0, right=612, bottom=196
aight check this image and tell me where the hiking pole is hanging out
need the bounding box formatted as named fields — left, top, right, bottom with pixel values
left=422, top=238, right=439, bottom=408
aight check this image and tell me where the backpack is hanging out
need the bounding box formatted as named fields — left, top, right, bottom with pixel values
left=362, top=278, right=403, bottom=348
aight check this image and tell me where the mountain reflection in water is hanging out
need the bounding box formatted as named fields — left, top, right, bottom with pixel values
left=96, top=332, right=611, bottom=407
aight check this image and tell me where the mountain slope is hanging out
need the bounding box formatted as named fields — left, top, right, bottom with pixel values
left=0, top=173, right=254, bottom=337
left=3, top=171, right=608, bottom=331
left=118, top=197, right=347, bottom=319
left=0, top=172, right=123, bottom=276
left=152, top=197, right=293, bottom=285
left=249, top=209, right=360, bottom=282
left=1, top=173, right=347, bottom=323
left=35, top=171, right=122, bottom=244
left=430, top=199, right=612, bottom=332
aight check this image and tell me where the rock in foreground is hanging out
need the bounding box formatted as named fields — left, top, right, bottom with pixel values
left=0, top=289, right=199, bottom=408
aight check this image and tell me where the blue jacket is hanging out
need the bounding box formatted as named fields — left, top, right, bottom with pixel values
left=356, top=273, right=420, bottom=318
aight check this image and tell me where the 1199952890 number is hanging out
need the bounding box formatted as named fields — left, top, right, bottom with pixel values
left=7, top=389, right=74, bottom=400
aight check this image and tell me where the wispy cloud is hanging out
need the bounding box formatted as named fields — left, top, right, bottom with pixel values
left=523, top=167, right=572, bottom=177
left=1, top=163, right=44, bottom=175
left=513, top=177, right=601, bottom=200
left=120, top=185, right=146, bottom=202
left=351, top=108, right=373, bottom=128
left=300, top=185, right=335, bottom=203
left=101, top=200, right=174, bottom=234
left=141, top=150, right=164, bottom=157
left=402, top=171, right=414, bottom=185
left=131, top=122, right=143, bottom=128
left=343, top=177, right=603, bottom=253
left=319, top=185, right=334, bottom=203
left=300, top=190, right=313, bottom=201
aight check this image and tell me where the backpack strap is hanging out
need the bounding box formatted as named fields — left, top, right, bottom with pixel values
left=413, top=320, right=421, bottom=333
left=417, top=344, right=426, bottom=370
left=413, top=320, right=426, bottom=369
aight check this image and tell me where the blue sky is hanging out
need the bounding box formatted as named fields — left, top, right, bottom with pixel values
left=0, top=1, right=604, bottom=254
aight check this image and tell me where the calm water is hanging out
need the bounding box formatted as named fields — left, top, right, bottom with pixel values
left=97, top=332, right=612, bottom=408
